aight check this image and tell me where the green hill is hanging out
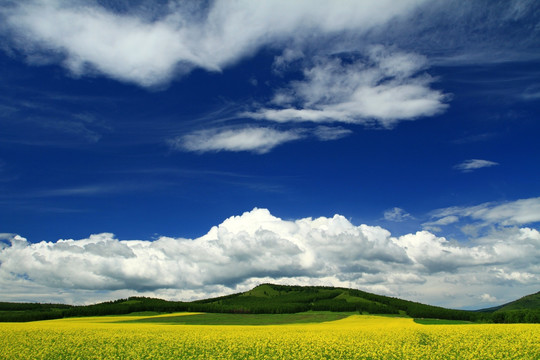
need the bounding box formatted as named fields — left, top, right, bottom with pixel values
left=497, top=291, right=540, bottom=311
left=1, top=284, right=538, bottom=323
left=476, top=291, right=540, bottom=323
left=192, top=283, right=481, bottom=321
left=478, top=291, right=540, bottom=313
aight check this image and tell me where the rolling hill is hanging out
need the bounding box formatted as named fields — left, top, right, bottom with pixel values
left=0, top=284, right=538, bottom=323
left=495, top=291, right=540, bottom=311
left=477, top=290, right=540, bottom=323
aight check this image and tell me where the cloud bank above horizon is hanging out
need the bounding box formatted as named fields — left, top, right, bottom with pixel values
left=1, top=197, right=539, bottom=309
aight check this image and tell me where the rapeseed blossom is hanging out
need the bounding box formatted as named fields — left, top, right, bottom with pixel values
left=1, top=314, right=538, bottom=359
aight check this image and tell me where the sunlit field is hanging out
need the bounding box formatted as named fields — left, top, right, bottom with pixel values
left=1, top=313, right=538, bottom=359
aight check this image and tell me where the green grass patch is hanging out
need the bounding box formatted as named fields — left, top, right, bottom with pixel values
left=414, top=318, right=473, bottom=325
left=121, top=311, right=163, bottom=316
left=369, top=313, right=410, bottom=318
left=121, top=311, right=353, bottom=326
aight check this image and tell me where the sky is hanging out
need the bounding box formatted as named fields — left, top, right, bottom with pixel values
left=0, top=0, right=539, bottom=309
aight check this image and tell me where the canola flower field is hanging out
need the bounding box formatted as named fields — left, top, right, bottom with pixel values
left=1, top=313, right=538, bottom=359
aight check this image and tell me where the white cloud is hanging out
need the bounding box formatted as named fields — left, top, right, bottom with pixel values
left=243, top=50, right=448, bottom=127
left=2, top=1, right=196, bottom=87
left=454, top=159, right=499, bottom=172
left=472, top=198, right=540, bottom=226
left=494, top=269, right=536, bottom=284
left=480, top=293, right=497, bottom=303
left=522, top=85, right=540, bottom=100
left=313, top=126, right=353, bottom=141
left=432, top=197, right=540, bottom=227
left=366, top=0, right=540, bottom=66
left=0, top=232, right=15, bottom=240
left=1, top=0, right=537, bottom=88
left=1, top=0, right=428, bottom=87
left=422, top=215, right=459, bottom=232
left=1, top=206, right=539, bottom=308
left=384, top=207, right=413, bottom=222
left=169, top=127, right=303, bottom=154
left=170, top=125, right=355, bottom=154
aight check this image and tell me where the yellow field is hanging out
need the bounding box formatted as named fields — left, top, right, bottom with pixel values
left=1, top=314, right=538, bottom=359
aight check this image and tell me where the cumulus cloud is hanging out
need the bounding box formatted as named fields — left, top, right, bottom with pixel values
left=0, top=0, right=428, bottom=87
left=454, top=159, right=499, bottom=172
left=169, top=127, right=303, bottom=154
left=242, top=50, right=448, bottom=127
left=1, top=205, right=539, bottom=308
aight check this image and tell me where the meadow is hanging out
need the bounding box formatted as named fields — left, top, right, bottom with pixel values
left=1, top=313, right=538, bottom=359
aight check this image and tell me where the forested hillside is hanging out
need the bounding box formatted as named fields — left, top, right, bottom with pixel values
left=477, top=291, right=540, bottom=323
left=1, top=284, right=538, bottom=323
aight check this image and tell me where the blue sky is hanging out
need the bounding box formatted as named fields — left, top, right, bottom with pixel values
left=0, top=0, right=539, bottom=309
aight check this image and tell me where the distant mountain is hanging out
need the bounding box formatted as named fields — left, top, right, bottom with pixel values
left=1, top=284, right=538, bottom=323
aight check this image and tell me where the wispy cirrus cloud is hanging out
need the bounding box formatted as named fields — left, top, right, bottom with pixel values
left=2, top=0, right=536, bottom=155
left=0, top=0, right=428, bottom=87
left=313, top=126, right=353, bottom=141
left=2, top=0, right=536, bottom=88
left=371, top=0, right=540, bottom=66
left=34, top=184, right=134, bottom=198
left=424, top=197, right=540, bottom=237
left=422, top=216, right=460, bottom=233
left=522, top=85, right=540, bottom=101
left=2, top=182, right=163, bottom=203
left=170, top=125, right=355, bottom=154
left=0, top=89, right=111, bottom=146
left=169, top=127, right=304, bottom=154
left=384, top=207, right=413, bottom=222
left=431, top=197, right=540, bottom=227
left=454, top=159, right=499, bottom=172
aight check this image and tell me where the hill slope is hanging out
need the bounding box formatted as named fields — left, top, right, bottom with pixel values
left=478, top=291, right=540, bottom=312
left=192, top=283, right=482, bottom=321
left=1, top=284, right=538, bottom=323
left=477, top=291, right=540, bottom=323
left=497, top=291, right=540, bottom=311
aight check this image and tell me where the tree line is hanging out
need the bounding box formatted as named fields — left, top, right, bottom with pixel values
left=0, top=284, right=537, bottom=323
